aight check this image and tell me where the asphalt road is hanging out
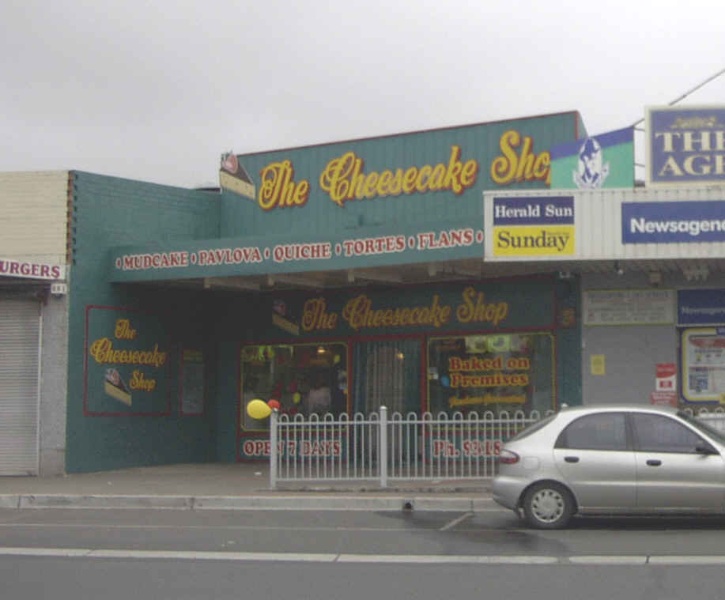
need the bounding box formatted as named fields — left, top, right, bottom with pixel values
left=2, top=507, right=725, bottom=599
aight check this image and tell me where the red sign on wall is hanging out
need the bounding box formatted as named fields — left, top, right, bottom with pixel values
left=655, top=362, right=677, bottom=391
left=650, top=391, right=678, bottom=407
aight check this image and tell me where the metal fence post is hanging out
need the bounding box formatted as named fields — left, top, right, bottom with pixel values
left=379, top=406, right=388, bottom=488
left=269, top=409, right=278, bottom=490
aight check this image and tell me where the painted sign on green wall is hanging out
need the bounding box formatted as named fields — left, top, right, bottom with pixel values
left=84, top=306, right=170, bottom=415
left=257, top=279, right=556, bottom=341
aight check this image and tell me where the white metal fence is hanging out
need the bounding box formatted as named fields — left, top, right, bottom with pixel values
left=269, top=406, right=549, bottom=489
left=683, top=407, right=725, bottom=434
left=269, top=406, right=725, bottom=489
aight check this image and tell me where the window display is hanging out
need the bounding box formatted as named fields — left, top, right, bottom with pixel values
left=681, top=327, right=725, bottom=405
left=427, top=332, right=555, bottom=414
left=240, top=343, right=348, bottom=431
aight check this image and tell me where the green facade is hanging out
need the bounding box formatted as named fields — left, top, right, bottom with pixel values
left=108, top=111, right=585, bottom=284
left=67, top=172, right=224, bottom=471
left=66, top=112, right=585, bottom=472
left=220, top=111, right=583, bottom=237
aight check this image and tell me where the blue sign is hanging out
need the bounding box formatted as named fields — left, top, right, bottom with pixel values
left=550, top=127, right=634, bottom=189
left=493, top=196, right=574, bottom=226
left=647, top=106, right=725, bottom=186
left=622, top=201, right=725, bottom=244
left=678, top=289, right=725, bottom=325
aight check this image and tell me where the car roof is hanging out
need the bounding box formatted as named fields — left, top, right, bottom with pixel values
left=559, top=404, right=679, bottom=416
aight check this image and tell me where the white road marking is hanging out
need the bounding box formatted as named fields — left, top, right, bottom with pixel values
left=0, top=548, right=92, bottom=557
left=0, top=547, right=723, bottom=565
left=568, top=555, right=648, bottom=565
left=0, top=523, right=421, bottom=532
left=648, top=555, right=725, bottom=565
left=337, top=554, right=558, bottom=564
left=440, top=512, right=473, bottom=531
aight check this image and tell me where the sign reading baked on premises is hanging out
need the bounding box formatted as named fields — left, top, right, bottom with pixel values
left=646, top=105, right=725, bottom=187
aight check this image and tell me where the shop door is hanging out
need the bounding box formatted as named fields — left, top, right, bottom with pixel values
left=0, top=298, right=40, bottom=475
left=353, top=339, right=421, bottom=414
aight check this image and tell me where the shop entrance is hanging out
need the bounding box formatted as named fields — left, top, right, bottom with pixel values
left=353, top=339, right=421, bottom=414
left=0, top=297, right=40, bottom=475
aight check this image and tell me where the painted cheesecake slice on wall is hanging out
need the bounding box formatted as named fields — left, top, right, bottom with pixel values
left=219, top=152, right=256, bottom=200
left=104, top=368, right=132, bottom=406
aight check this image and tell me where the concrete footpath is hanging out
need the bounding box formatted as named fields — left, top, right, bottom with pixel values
left=0, top=463, right=496, bottom=512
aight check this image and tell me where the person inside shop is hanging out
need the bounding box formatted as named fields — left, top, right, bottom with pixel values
left=305, top=372, right=332, bottom=415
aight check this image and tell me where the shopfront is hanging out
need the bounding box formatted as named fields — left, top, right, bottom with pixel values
left=50, top=110, right=586, bottom=471
left=234, top=277, right=579, bottom=458
left=484, top=179, right=725, bottom=411
left=578, top=105, right=725, bottom=409
left=0, top=172, right=69, bottom=476
left=7, top=107, right=725, bottom=476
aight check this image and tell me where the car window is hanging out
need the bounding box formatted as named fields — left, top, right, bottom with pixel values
left=677, top=411, right=725, bottom=445
left=555, top=413, right=628, bottom=451
left=632, top=413, right=706, bottom=454
left=507, top=414, right=557, bottom=442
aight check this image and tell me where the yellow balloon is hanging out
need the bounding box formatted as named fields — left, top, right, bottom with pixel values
left=292, top=392, right=302, bottom=404
left=247, top=399, right=272, bottom=419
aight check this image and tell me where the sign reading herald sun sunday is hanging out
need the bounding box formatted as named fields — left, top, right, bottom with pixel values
left=490, top=196, right=575, bottom=259
left=646, top=106, right=725, bottom=186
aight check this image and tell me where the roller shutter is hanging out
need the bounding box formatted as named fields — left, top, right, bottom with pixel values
left=0, top=298, right=40, bottom=475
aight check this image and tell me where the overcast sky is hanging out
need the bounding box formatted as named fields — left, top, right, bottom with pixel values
left=2, top=0, right=724, bottom=189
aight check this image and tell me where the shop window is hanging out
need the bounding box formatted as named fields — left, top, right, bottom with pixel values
left=427, top=333, right=554, bottom=415
left=680, top=327, right=725, bottom=405
left=240, top=343, right=348, bottom=431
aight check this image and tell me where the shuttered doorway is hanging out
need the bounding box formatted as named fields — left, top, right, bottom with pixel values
left=0, top=298, right=40, bottom=475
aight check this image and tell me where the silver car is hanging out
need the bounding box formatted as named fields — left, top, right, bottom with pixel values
left=492, top=405, right=725, bottom=529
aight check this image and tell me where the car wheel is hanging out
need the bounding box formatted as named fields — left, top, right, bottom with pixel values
left=522, top=482, right=574, bottom=529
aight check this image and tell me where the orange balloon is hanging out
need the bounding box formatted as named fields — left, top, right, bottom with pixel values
left=267, top=399, right=281, bottom=410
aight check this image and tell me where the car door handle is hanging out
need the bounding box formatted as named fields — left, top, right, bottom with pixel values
left=564, top=456, right=580, bottom=463
left=646, top=459, right=662, bottom=467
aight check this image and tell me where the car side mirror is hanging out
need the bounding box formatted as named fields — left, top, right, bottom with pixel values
left=695, top=441, right=719, bottom=455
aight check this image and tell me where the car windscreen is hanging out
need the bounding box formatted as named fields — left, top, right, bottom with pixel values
left=678, top=411, right=725, bottom=445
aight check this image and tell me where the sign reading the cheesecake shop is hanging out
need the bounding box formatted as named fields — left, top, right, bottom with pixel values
left=84, top=306, right=170, bottom=416
left=262, top=279, right=555, bottom=341
left=219, top=112, right=580, bottom=208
